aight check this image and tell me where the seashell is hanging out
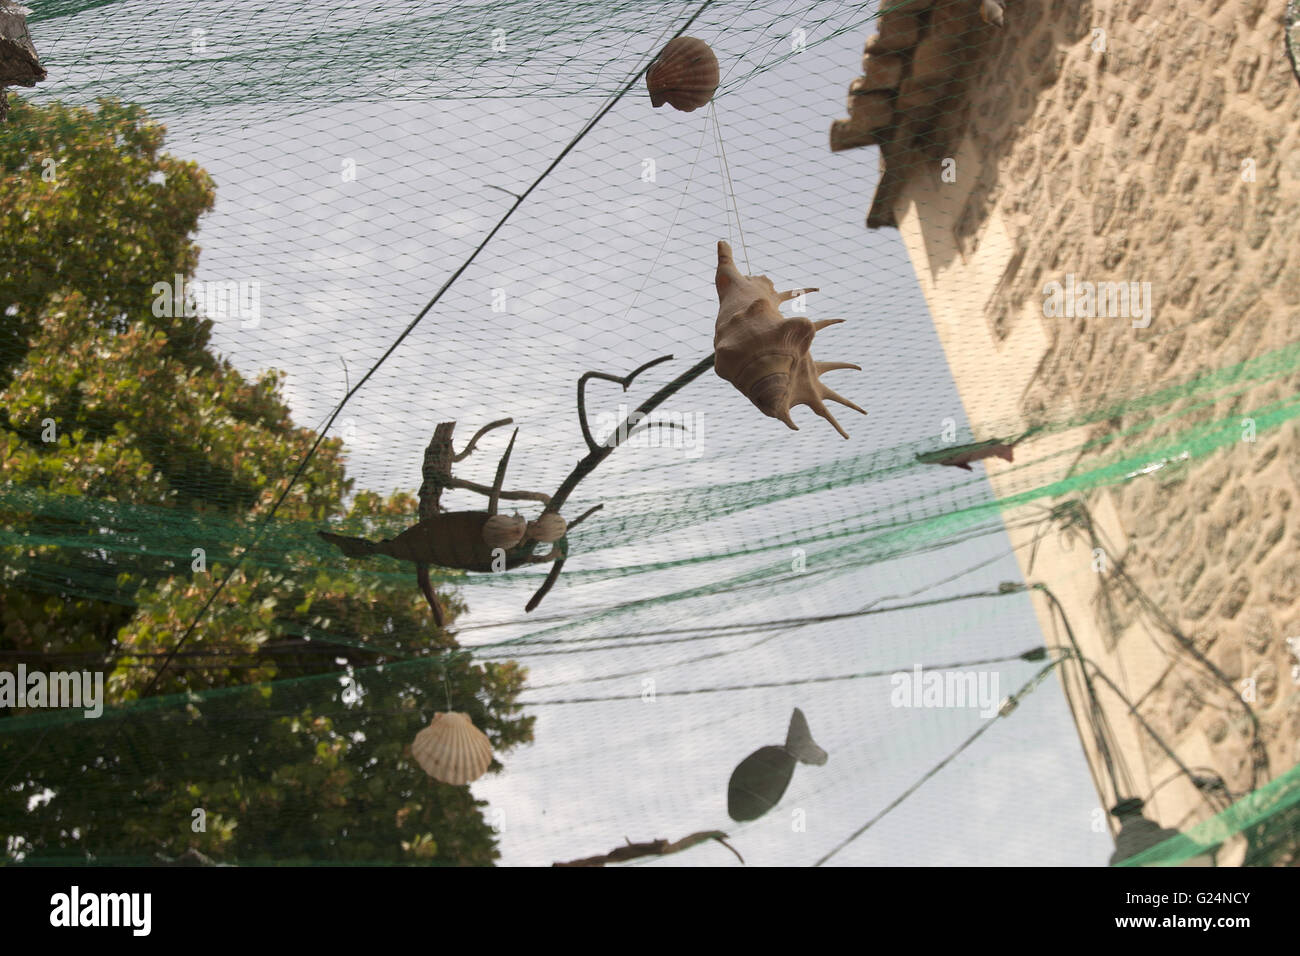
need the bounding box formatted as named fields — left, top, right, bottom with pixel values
left=411, top=712, right=493, bottom=785
left=646, top=36, right=719, bottom=112
left=713, top=240, right=867, bottom=438
left=526, top=512, right=567, bottom=543
left=481, top=513, right=526, bottom=550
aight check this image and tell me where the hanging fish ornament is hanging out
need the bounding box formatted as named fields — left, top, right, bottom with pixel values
left=727, top=708, right=828, bottom=822
left=411, top=712, right=494, bottom=785
left=646, top=36, right=719, bottom=112
left=713, top=240, right=866, bottom=438
left=914, top=425, right=1042, bottom=470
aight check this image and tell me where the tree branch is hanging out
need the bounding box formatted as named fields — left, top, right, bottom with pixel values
left=453, top=417, right=514, bottom=462
left=523, top=354, right=716, bottom=612
left=577, top=354, right=677, bottom=454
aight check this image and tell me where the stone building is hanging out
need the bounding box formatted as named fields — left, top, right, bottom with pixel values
left=832, top=0, right=1300, bottom=863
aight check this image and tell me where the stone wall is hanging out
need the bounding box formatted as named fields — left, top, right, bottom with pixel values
left=839, top=0, right=1300, bottom=861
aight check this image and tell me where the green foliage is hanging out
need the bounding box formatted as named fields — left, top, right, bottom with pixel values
left=0, top=97, right=533, bottom=865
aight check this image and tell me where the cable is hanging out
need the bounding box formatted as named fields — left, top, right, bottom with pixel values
left=812, top=657, right=1066, bottom=866
left=519, top=648, right=1048, bottom=705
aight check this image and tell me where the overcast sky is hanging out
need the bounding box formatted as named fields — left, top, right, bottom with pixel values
left=26, top=0, right=1114, bottom=866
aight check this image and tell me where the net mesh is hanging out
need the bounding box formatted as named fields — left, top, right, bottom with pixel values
left=2, top=0, right=1297, bottom=866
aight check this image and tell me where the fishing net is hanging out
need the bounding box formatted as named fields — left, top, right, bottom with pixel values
left=2, top=0, right=1297, bottom=866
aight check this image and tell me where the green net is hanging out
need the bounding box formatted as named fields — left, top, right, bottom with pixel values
left=2, top=0, right=1298, bottom=866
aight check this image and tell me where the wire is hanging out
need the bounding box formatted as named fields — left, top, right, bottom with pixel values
left=1032, top=582, right=1127, bottom=809
left=710, top=100, right=750, bottom=271
left=519, top=648, right=1048, bottom=705
left=812, top=657, right=1067, bottom=866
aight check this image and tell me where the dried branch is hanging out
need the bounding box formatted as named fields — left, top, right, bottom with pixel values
left=487, top=429, right=518, bottom=515
left=556, top=354, right=715, bottom=518
left=524, top=353, right=716, bottom=612
left=454, top=417, right=514, bottom=462
left=420, top=420, right=551, bottom=516
left=440, top=477, right=551, bottom=505
left=565, top=504, right=603, bottom=531
left=553, top=830, right=744, bottom=867
left=577, top=353, right=676, bottom=454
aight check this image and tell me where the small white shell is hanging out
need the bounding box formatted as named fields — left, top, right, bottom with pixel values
left=411, top=712, right=493, bottom=785
left=527, top=512, right=567, bottom=543
left=482, top=513, right=526, bottom=549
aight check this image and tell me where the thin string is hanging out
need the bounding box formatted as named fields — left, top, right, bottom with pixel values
left=710, top=100, right=750, bottom=272
left=620, top=111, right=714, bottom=324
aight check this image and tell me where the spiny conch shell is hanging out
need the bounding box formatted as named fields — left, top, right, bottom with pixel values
left=411, top=712, right=494, bottom=785
left=646, top=36, right=719, bottom=112
left=482, top=513, right=527, bottom=549
left=526, top=512, right=567, bottom=543
left=713, top=240, right=867, bottom=438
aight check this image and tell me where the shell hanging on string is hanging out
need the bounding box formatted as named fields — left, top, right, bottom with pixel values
left=527, top=512, right=567, bottom=543
left=411, top=712, right=494, bottom=785
left=481, top=513, right=527, bottom=549
left=713, top=240, right=867, bottom=438
left=646, top=36, right=719, bottom=112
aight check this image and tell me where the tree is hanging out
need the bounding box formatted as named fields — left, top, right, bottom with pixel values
left=0, top=96, right=533, bottom=865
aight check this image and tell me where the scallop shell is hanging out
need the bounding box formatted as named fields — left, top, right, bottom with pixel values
left=713, top=240, right=866, bottom=438
left=526, top=512, right=567, bottom=543
left=482, top=513, right=526, bottom=549
left=411, top=712, right=493, bottom=785
left=646, top=36, right=719, bottom=112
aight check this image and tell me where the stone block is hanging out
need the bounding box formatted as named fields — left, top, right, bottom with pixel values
left=864, top=12, right=921, bottom=54
left=859, top=53, right=904, bottom=90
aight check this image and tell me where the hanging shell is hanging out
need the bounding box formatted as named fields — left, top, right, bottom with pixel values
left=646, top=36, right=719, bottom=112
left=411, top=712, right=494, bottom=785
left=526, top=512, right=567, bottom=543
left=481, top=513, right=527, bottom=549
left=713, top=240, right=867, bottom=438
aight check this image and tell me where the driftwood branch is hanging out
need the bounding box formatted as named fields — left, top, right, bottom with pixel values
left=440, top=477, right=551, bottom=505
left=454, top=417, right=514, bottom=462
left=553, top=830, right=744, bottom=867
left=565, top=503, right=603, bottom=531
left=487, top=429, right=517, bottom=515
left=577, top=354, right=676, bottom=454
left=419, top=419, right=551, bottom=518
left=524, top=353, right=716, bottom=612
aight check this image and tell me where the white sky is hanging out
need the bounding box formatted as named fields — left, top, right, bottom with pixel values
left=26, top=0, right=1114, bottom=865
